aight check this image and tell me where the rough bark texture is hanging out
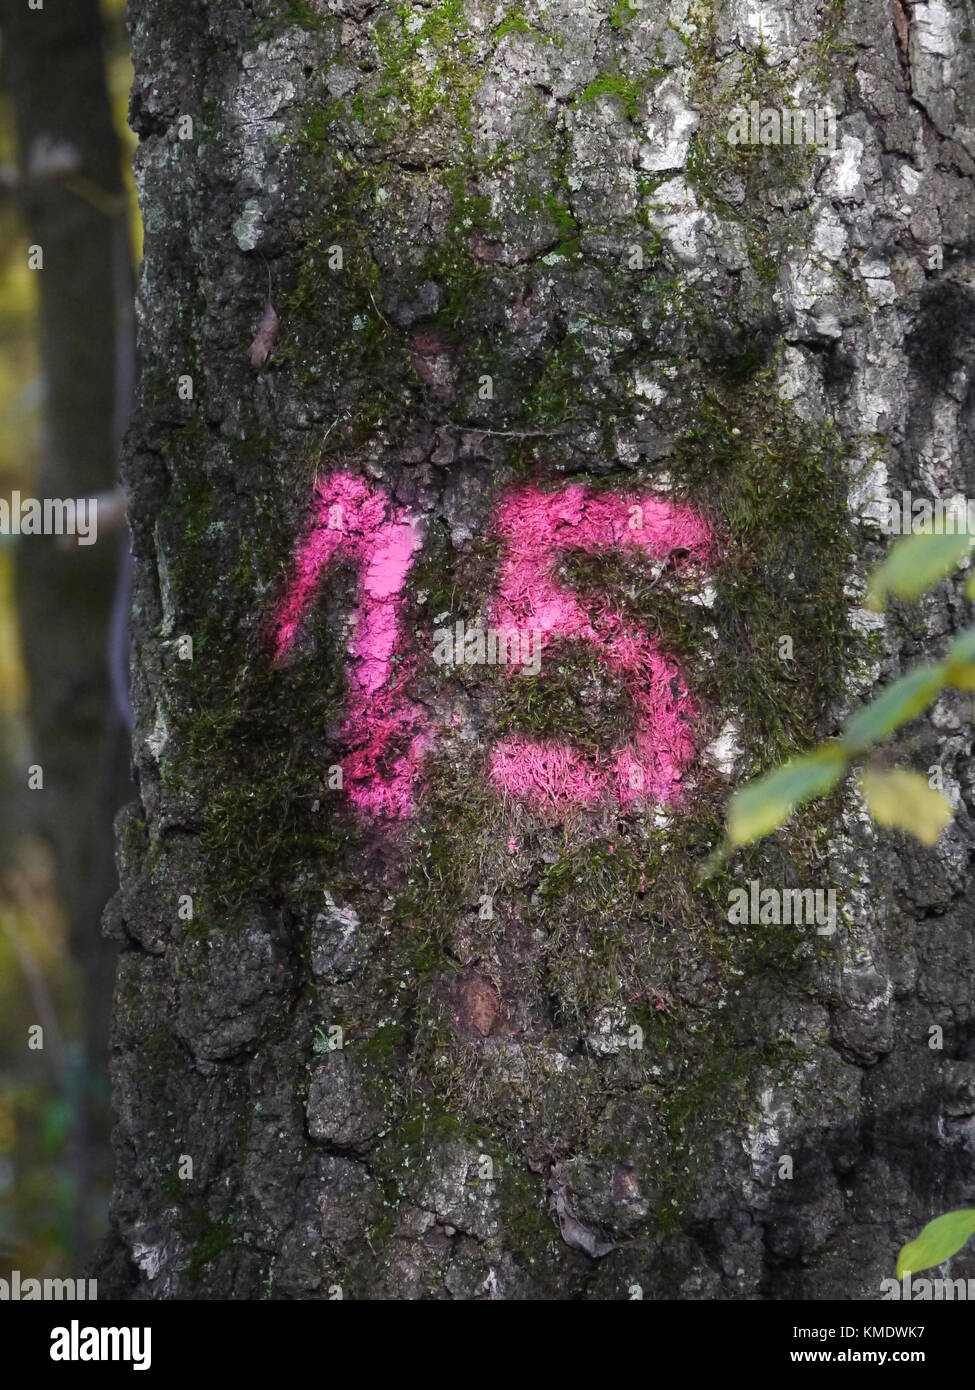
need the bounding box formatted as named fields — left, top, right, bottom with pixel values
left=100, top=0, right=975, bottom=1298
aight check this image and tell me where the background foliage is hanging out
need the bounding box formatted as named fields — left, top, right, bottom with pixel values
left=0, top=0, right=137, bottom=1280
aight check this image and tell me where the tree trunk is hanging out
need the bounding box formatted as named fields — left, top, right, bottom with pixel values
left=100, top=0, right=975, bottom=1298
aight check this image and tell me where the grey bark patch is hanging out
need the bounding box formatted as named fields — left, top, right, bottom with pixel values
left=549, top=1165, right=617, bottom=1259
left=306, top=1052, right=383, bottom=1152
left=310, top=892, right=360, bottom=981
left=174, top=911, right=295, bottom=1061
left=277, top=1155, right=381, bottom=1296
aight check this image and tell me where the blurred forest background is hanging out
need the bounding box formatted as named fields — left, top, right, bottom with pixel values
left=0, top=0, right=139, bottom=1280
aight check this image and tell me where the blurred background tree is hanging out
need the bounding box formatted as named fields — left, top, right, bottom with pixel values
left=0, top=0, right=139, bottom=1277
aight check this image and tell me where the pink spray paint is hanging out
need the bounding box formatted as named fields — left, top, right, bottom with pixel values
left=275, top=473, right=715, bottom=821
left=273, top=472, right=427, bottom=818
left=488, top=484, right=715, bottom=810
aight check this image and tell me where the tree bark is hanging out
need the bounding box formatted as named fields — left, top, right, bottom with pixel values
left=101, top=0, right=975, bottom=1298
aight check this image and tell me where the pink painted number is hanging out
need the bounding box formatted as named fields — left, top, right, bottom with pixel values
left=275, top=473, right=714, bottom=819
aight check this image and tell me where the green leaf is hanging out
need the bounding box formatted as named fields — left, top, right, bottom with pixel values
left=841, top=664, right=946, bottom=753
left=860, top=769, right=953, bottom=845
left=945, top=626, right=975, bottom=689
left=947, top=626, right=975, bottom=666
left=897, top=1210, right=975, bottom=1278
left=867, top=530, right=971, bottom=610
left=967, top=571, right=975, bottom=602
left=727, top=747, right=847, bottom=846
left=947, top=664, right=975, bottom=691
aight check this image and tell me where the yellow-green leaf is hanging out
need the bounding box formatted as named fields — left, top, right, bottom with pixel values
left=727, top=747, right=847, bottom=846
left=967, top=571, right=975, bottom=601
left=947, top=626, right=975, bottom=664
left=841, top=664, right=946, bottom=753
left=859, top=769, right=953, bottom=845
left=945, top=626, right=975, bottom=689
left=867, top=530, right=971, bottom=611
left=947, top=663, right=975, bottom=691
left=897, top=1210, right=975, bottom=1279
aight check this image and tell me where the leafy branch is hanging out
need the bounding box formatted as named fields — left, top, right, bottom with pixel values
left=716, top=528, right=975, bottom=859
left=712, top=524, right=975, bottom=1277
